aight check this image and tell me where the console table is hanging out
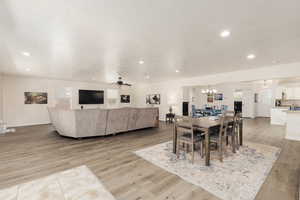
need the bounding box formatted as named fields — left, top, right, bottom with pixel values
left=165, top=113, right=175, bottom=123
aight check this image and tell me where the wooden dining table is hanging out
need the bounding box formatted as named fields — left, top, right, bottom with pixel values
left=173, top=116, right=243, bottom=166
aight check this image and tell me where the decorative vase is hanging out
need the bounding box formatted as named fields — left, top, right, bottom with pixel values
left=169, top=106, right=173, bottom=113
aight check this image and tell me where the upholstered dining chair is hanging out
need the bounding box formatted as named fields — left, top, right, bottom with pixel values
left=174, top=115, right=205, bottom=164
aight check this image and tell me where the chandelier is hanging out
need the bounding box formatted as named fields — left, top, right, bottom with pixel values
left=201, top=88, right=218, bottom=94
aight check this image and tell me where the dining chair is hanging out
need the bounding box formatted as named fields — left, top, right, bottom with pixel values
left=234, top=112, right=242, bottom=148
left=209, top=113, right=229, bottom=162
left=174, top=115, right=205, bottom=164
left=224, top=111, right=241, bottom=152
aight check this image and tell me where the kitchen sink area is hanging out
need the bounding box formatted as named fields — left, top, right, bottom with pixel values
left=271, top=88, right=300, bottom=141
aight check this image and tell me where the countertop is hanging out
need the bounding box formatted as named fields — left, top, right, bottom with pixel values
left=272, top=107, right=300, bottom=113
left=283, top=110, right=300, bottom=113
left=272, top=107, right=290, bottom=110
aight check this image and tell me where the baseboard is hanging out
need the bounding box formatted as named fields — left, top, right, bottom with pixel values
left=7, top=122, right=51, bottom=128
left=285, top=135, right=300, bottom=141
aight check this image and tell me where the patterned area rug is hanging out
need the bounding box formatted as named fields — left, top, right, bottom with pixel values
left=0, top=165, right=115, bottom=200
left=135, top=141, right=281, bottom=200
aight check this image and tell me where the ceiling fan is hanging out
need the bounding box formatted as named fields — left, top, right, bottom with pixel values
left=113, top=76, right=132, bottom=87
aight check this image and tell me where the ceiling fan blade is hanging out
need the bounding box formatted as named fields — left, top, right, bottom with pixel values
left=123, top=83, right=132, bottom=86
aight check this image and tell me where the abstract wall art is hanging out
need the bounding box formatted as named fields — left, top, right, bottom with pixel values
left=120, top=95, right=130, bottom=103
left=24, top=92, right=48, bottom=104
left=214, top=93, right=223, bottom=101
left=146, top=94, right=161, bottom=105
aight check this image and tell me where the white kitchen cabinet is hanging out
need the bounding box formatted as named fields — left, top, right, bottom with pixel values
left=286, top=88, right=294, bottom=99
left=270, top=107, right=288, bottom=125
left=286, top=111, right=300, bottom=141
left=294, top=88, right=300, bottom=99
left=275, top=87, right=284, bottom=99
left=285, top=87, right=300, bottom=99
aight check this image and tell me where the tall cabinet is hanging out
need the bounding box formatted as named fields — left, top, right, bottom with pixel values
left=242, top=90, right=255, bottom=118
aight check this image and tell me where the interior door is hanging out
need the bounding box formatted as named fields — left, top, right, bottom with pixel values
left=256, top=89, right=272, bottom=117
left=242, top=90, right=255, bottom=118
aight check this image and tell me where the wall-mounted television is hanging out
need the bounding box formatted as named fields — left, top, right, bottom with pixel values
left=79, top=90, right=104, bottom=104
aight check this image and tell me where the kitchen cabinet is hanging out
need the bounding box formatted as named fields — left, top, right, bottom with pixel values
left=285, top=87, right=300, bottom=99
left=270, top=107, right=288, bottom=125
left=294, top=88, right=300, bottom=99
left=286, top=111, right=300, bottom=141
left=286, top=88, right=294, bottom=99
left=275, top=87, right=284, bottom=99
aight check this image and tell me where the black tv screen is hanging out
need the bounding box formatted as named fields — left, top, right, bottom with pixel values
left=79, top=90, right=104, bottom=104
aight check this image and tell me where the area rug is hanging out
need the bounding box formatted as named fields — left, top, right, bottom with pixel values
left=135, top=141, right=281, bottom=200
left=0, top=165, right=115, bottom=200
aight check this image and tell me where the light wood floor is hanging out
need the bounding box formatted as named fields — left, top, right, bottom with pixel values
left=0, top=118, right=299, bottom=200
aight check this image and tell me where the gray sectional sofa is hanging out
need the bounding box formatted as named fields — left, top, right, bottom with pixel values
left=48, top=107, right=159, bottom=138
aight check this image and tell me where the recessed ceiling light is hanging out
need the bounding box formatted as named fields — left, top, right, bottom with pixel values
left=220, top=30, right=231, bottom=38
left=175, top=70, right=180, bottom=73
left=247, top=54, right=256, bottom=60
left=22, top=52, right=31, bottom=57
left=25, top=67, right=31, bottom=72
left=139, top=60, right=144, bottom=64
left=145, top=75, right=150, bottom=79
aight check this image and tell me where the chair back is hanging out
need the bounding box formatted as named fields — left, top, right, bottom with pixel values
left=191, top=105, right=196, bottom=117
left=234, top=112, right=242, bottom=130
left=218, top=112, right=230, bottom=139
left=235, top=112, right=242, bottom=120
left=219, top=113, right=226, bottom=130
left=175, top=115, right=193, bottom=128
left=174, top=115, right=194, bottom=140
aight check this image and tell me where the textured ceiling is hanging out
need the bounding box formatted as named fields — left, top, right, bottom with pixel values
left=0, top=0, right=300, bottom=83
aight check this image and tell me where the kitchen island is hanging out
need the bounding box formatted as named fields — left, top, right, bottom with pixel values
left=284, top=110, right=300, bottom=141
left=270, top=107, right=289, bottom=125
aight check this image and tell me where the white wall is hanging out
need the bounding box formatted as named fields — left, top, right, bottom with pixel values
left=185, top=83, right=268, bottom=118
left=170, top=62, right=300, bottom=87
left=0, top=74, right=3, bottom=121
left=2, top=75, right=135, bottom=127
left=187, top=84, right=236, bottom=110
left=134, top=62, right=300, bottom=121
left=3, top=62, right=300, bottom=125
left=135, top=82, right=183, bottom=121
